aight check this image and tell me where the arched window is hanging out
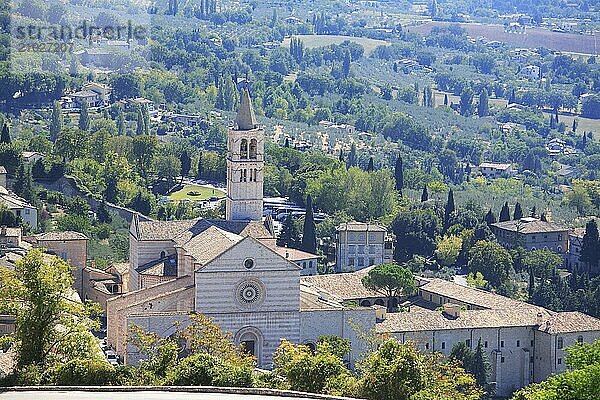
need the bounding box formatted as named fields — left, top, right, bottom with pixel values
left=557, top=337, right=563, bottom=349
left=160, top=251, right=166, bottom=259
left=360, top=300, right=372, bottom=307
left=577, top=335, right=584, bottom=343
left=249, top=139, right=257, bottom=159
left=374, top=299, right=385, bottom=306
left=240, top=139, right=248, bottom=159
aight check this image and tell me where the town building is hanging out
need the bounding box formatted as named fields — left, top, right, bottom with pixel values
left=566, top=228, right=585, bottom=271
left=335, top=222, right=394, bottom=272
left=0, top=186, right=37, bottom=229
left=0, top=226, right=22, bottom=249
left=34, top=231, right=88, bottom=296
left=520, top=65, right=541, bottom=79
left=105, top=91, right=600, bottom=397
left=82, top=263, right=128, bottom=310
left=20, top=151, right=44, bottom=164
left=491, top=217, right=569, bottom=254
left=478, top=162, right=515, bottom=179
left=108, top=89, right=321, bottom=367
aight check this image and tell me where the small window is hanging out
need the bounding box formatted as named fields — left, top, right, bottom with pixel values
left=348, top=257, right=355, bottom=266
left=425, top=342, right=429, bottom=350
left=429, top=294, right=432, bottom=301
left=517, top=340, right=520, bottom=348
left=441, top=342, right=446, bottom=350
left=558, top=358, right=562, bottom=365
left=466, top=339, right=471, bottom=348
left=531, top=340, right=534, bottom=347
left=501, top=340, right=504, bottom=348
left=244, top=258, right=255, bottom=269
left=359, top=234, right=365, bottom=240
left=369, top=234, right=375, bottom=241
left=309, top=261, right=313, bottom=269
left=302, top=262, right=306, bottom=269
left=557, top=337, right=563, bottom=349
left=578, top=335, right=584, bottom=343
left=501, top=356, right=505, bottom=363
left=484, top=341, right=488, bottom=348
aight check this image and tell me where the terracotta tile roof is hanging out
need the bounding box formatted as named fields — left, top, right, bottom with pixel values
left=376, top=306, right=552, bottom=333
left=1, top=228, right=21, bottom=237
left=35, top=231, right=88, bottom=241
left=336, top=222, right=387, bottom=232
left=138, top=218, right=272, bottom=243
left=539, top=312, right=600, bottom=334
left=180, top=226, right=242, bottom=267
left=300, top=283, right=347, bottom=311
left=491, top=219, right=568, bottom=234
left=259, top=238, right=318, bottom=261
left=419, top=278, right=531, bottom=310
left=301, top=267, right=387, bottom=301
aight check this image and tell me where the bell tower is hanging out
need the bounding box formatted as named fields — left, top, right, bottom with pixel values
left=226, top=88, right=264, bottom=221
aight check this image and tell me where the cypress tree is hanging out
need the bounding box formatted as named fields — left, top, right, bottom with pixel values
left=180, top=150, right=192, bottom=178
left=136, top=108, right=145, bottom=135
left=499, top=202, right=511, bottom=222
left=421, top=185, right=429, bottom=202
left=116, top=105, right=125, bottom=136
left=338, top=149, right=344, bottom=162
left=484, top=208, right=497, bottom=225
left=347, top=143, right=357, bottom=168
left=444, top=93, right=448, bottom=106
left=581, top=219, right=600, bottom=274
left=50, top=101, right=63, bottom=142
left=301, top=195, right=317, bottom=254
left=477, top=90, right=489, bottom=117
left=444, top=189, right=455, bottom=226
left=79, top=102, right=90, bottom=131
left=0, top=122, right=10, bottom=144
left=367, top=157, right=374, bottom=172
left=97, top=201, right=112, bottom=224
left=471, top=338, right=490, bottom=387
left=573, top=119, right=578, bottom=133
left=196, top=152, right=204, bottom=179
left=528, top=266, right=535, bottom=299
left=394, top=156, right=404, bottom=194
left=513, top=202, right=524, bottom=220
left=13, top=164, right=36, bottom=203
left=284, top=138, right=290, bottom=148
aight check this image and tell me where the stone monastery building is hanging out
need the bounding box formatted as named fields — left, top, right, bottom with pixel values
left=107, top=89, right=600, bottom=397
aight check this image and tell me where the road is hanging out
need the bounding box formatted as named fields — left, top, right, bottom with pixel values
left=0, top=391, right=325, bottom=400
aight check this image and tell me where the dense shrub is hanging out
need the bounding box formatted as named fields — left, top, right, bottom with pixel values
left=54, top=359, right=116, bottom=386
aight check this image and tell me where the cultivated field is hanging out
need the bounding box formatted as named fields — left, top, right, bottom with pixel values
left=542, top=112, right=600, bottom=137
left=281, top=35, right=388, bottom=56
left=408, top=22, right=599, bottom=55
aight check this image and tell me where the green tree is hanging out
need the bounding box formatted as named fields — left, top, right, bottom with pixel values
left=435, top=235, right=463, bottom=267
left=348, top=143, right=357, bottom=168
left=13, top=163, right=36, bottom=203
left=358, top=339, right=482, bottom=400
left=79, top=102, right=90, bottom=131
left=444, top=189, right=456, bottom=227
left=395, top=156, right=404, bottom=194
left=362, top=264, right=415, bottom=312
left=468, top=240, right=514, bottom=294
left=154, top=155, right=181, bottom=190
left=0, top=249, right=100, bottom=369
left=278, top=214, right=301, bottom=249
left=0, top=121, right=10, bottom=144
left=499, top=202, right=511, bottom=222
left=50, top=101, right=63, bottom=142
left=513, top=202, right=524, bottom=220
left=484, top=209, right=497, bottom=225
left=477, top=90, right=489, bottom=117
left=301, top=195, right=317, bottom=254
left=116, top=104, right=126, bottom=136
left=131, top=135, right=158, bottom=179
left=180, top=150, right=192, bottom=178
left=273, top=339, right=353, bottom=395
left=581, top=219, right=600, bottom=273
left=471, top=338, right=490, bottom=387
left=421, top=185, right=428, bottom=202
left=459, top=87, right=474, bottom=116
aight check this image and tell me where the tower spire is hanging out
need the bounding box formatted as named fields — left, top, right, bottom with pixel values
left=234, top=88, right=257, bottom=130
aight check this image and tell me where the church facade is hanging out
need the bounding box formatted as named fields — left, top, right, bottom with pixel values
left=106, top=90, right=600, bottom=397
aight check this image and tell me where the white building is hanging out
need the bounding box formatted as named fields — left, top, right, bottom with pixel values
left=335, top=222, right=394, bottom=272
left=478, top=162, right=515, bottom=179
left=0, top=186, right=37, bottom=229
left=520, top=65, right=541, bottom=79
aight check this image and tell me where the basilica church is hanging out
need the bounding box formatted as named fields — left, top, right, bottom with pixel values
left=106, top=89, right=376, bottom=367
left=106, top=90, right=600, bottom=397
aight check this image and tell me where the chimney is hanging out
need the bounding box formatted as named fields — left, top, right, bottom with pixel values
left=443, top=303, right=461, bottom=318
left=375, top=307, right=386, bottom=322
left=536, top=312, right=544, bottom=326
